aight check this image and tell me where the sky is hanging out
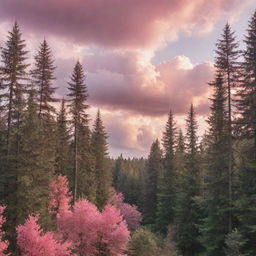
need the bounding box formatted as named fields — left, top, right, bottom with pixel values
left=0, top=0, right=255, bottom=158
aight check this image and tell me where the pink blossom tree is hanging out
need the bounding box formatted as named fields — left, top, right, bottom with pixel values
left=49, top=175, right=72, bottom=216
left=109, top=193, right=142, bottom=231
left=57, top=199, right=101, bottom=256
left=57, top=199, right=130, bottom=256
left=97, top=205, right=130, bottom=256
left=0, top=206, right=9, bottom=256
left=16, top=215, right=72, bottom=256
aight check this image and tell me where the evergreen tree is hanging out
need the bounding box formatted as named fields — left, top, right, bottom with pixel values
left=225, top=229, right=246, bottom=256
left=67, top=61, right=94, bottom=202
left=55, top=98, right=71, bottom=178
left=0, top=118, right=6, bottom=202
left=174, top=130, right=186, bottom=190
left=0, top=22, right=28, bottom=252
left=215, top=23, right=239, bottom=231
left=17, top=91, right=53, bottom=228
left=128, top=227, right=158, bottom=256
left=77, top=118, right=95, bottom=202
left=112, top=154, right=123, bottom=189
left=112, top=157, right=146, bottom=209
left=175, top=130, right=185, bottom=172
left=200, top=74, right=229, bottom=256
left=175, top=104, right=202, bottom=256
left=0, top=22, right=29, bottom=155
left=144, top=139, right=162, bottom=225
left=156, top=110, right=176, bottom=234
left=235, top=11, right=256, bottom=255
left=91, top=110, right=110, bottom=209
left=31, top=39, right=56, bottom=119
left=236, top=11, right=256, bottom=156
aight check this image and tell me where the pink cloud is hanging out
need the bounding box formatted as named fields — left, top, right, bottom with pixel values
left=0, top=0, right=252, bottom=48
left=100, top=110, right=164, bottom=157
left=82, top=54, right=214, bottom=116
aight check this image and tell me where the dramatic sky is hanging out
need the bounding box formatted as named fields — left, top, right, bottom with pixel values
left=0, top=0, right=255, bottom=157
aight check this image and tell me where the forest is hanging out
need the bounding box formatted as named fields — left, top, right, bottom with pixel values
left=0, top=8, right=256, bottom=256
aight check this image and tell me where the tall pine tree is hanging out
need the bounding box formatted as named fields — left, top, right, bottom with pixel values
left=175, top=104, right=202, bottom=256
left=215, top=23, right=239, bottom=231
left=0, top=22, right=29, bottom=155
left=144, top=139, right=162, bottom=225
left=68, top=61, right=95, bottom=202
left=91, top=110, right=110, bottom=209
left=0, top=23, right=28, bottom=251
left=31, top=39, right=56, bottom=119
left=236, top=11, right=256, bottom=255
left=200, top=74, right=229, bottom=256
left=156, top=110, right=176, bottom=234
left=17, top=91, right=53, bottom=229
left=55, top=98, right=71, bottom=178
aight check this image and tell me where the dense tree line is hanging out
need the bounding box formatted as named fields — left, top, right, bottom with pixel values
left=0, top=9, right=256, bottom=256
left=113, top=11, right=256, bottom=256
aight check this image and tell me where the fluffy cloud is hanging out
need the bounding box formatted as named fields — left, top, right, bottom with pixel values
left=83, top=53, right=214, bottom=116
left=100, top=109, right=165, bottom=157
left=0, top=0, right=253, bottom=49
left=54, top=51, right=214, bottom=116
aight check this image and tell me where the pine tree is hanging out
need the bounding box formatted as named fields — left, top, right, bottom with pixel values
left=0, top=22, right=29, bottom=155
left=235, top=11, right=256, bottom=255
left=0, top=22, right=28, bottom=252
left=68, top=61, right=94, bottom=202
left=200, top=74, right=230, bottom=256
left=55, top=98, right=71, bottom=178
left=236, top=11, right=256, bottom=156
left=174, top=130, right=185, bottom=190
left=0, top=118, right=6, bottom=203
left=175, top=104, right=202, bottom=256
left=128, top=227, right=158, bottom=256
left=112, top=154, right=123, bottom=189
left=77, top=118, right=95, bottom=202
left=144, top=139, right=162, bottom=225
left=17, top=91, right=53, bottom=228
left=31, top=39, right=56, bottom=119
left=91, top=110, right=110, bottom=209
left=225, top=229, right=246, bottom=256
left=156, top=110, right=176, bottom=234
left=215, top=23, right=239, bottom=231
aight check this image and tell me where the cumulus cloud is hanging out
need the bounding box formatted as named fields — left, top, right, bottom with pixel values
left=80, top=53, right=214, bottom=116
left=100, top=109, right=165, bottom=157
left=0, top=0, right=253, bottom=49
left=54, top=52, right=214, bottom=116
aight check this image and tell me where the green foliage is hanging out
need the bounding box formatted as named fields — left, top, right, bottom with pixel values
left=236, top=154, right=256, bottom=255
left=159, top=227, right=177, bottom=256
left=225, top=229, right=247, bottom=256
left=175, top=129, right=185, bottom=182
left=236, top=11, right=256, bottom=157
left=67, top=61, right=95, bottom=202
left=92, top=110, right=110, bottom=209
left=175, top=104, right=202, bottom=256
left=234, top=11, right=256, bottom=255
left=55, top=98, right=71, bottom=178
left=156, top=110, right=177, bottom=234
left=31, top=39, right=56, bottom=119
left=199, top=74, right=230, bottom=256
left=144, top=140, right=162, bottom=225
left=128, top=227, right=158, bottom=256
left=0, top=22, right=29, bottom=252
left=112, top=155, right=146, bottom=210
left=17, top=92, right=53, bottom=228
